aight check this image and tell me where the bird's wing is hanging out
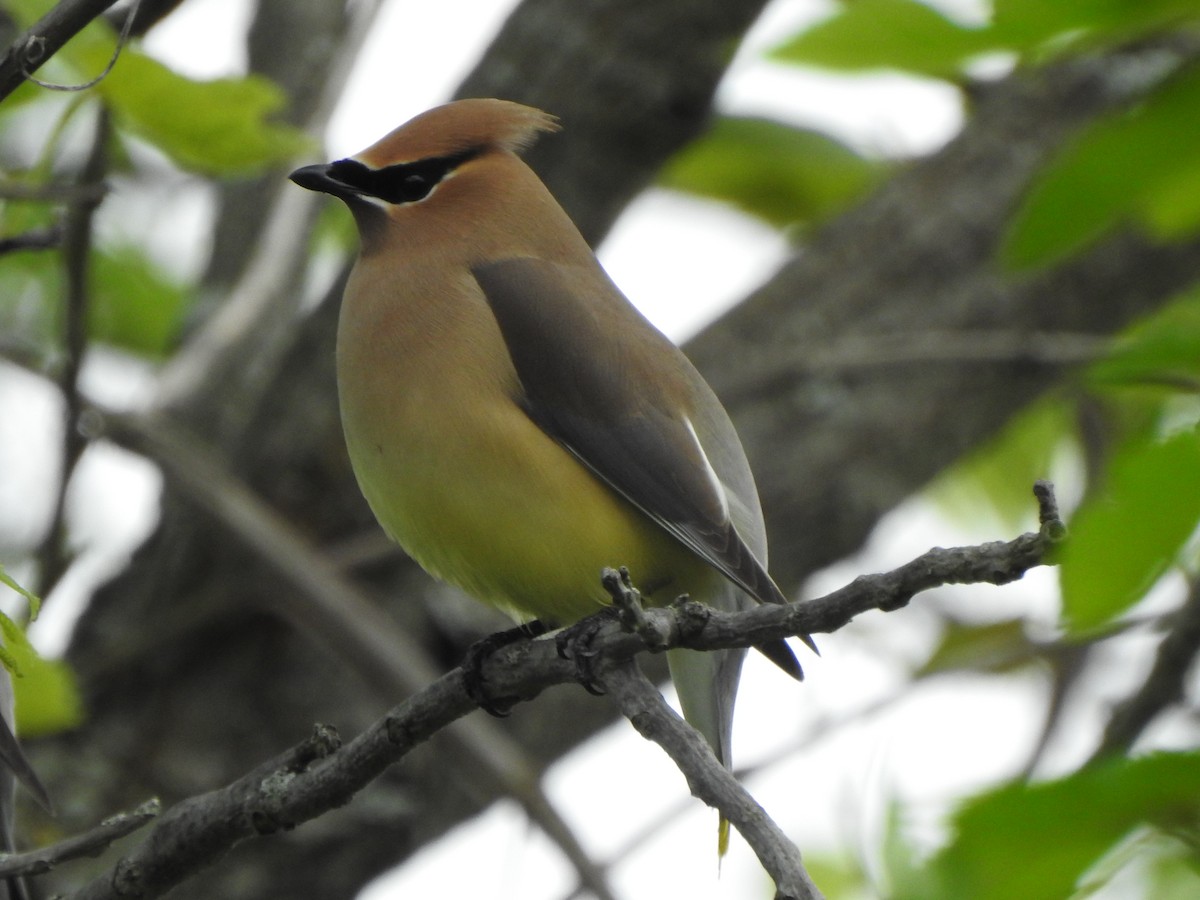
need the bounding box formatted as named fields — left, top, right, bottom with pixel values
left=472, top=256, right=787, bottom=609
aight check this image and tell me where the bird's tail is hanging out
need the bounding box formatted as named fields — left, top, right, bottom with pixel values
left=667, top=643, right=747, bottom=858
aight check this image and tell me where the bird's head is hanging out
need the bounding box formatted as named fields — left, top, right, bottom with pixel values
left=290, top=98, right=559, bottom=248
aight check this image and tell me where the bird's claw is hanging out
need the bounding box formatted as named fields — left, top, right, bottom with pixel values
left=461, top=621, right=547, bottom=716
left=555, top=606, right=620, bottom=695
left=556, top=567, right=672, bottom=694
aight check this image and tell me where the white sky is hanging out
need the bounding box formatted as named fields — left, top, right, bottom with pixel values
left=3, top=1, right=1130, bottom=899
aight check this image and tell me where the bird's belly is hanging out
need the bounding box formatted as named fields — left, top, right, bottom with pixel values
left=343, top=393, right=701, bottom=625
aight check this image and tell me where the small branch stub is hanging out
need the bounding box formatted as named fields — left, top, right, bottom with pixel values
left=1034, top=479, right=1067, bottom=541
left=601, top=566, right=670, bottom=650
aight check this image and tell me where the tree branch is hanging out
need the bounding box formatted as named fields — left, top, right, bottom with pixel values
left=35, top=106, right=110, bottom=597
left=0, top=800, right=159, bottom=880
left=600, top=659, right=823, bottom=900
left=49, top=486, right=1060, bottom=899
left=1090, top=577, right=1200, bottom=762
left=0, top=0, right=122, bottom=102
left=66, top=726, right=346, bottom=900
left=0, top=227, right=60, bottom=254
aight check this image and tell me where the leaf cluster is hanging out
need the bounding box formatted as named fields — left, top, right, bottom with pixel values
left=667, top=3, right=1200, bottom=897
left=1, top=0, right=310, bottom=359
left=0, top=0, right=310, bottom=763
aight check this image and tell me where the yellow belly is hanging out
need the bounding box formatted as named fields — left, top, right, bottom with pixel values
left=345, top=394, right=705, bottom=624
left=335, top=259, right=714, bottom=624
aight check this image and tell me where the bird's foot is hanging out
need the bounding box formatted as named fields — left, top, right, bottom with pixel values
left=555, top=567, right=671, bottom=694
left=555, top=606, right=620, bottom=696
left=462, top=620, right=548, bottom=716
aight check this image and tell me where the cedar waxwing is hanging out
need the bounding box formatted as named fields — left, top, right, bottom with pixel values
left=290, top=99, right=809, bottom=854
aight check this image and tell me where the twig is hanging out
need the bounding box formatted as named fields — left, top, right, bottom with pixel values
left=1019, top=640, right=1091, bottom=779
left=0, top=227, right=61, bottom=255
left=66, top=726, right=349, bottom=900
left=600, top=658, right=823, bottom=900
left=1089, top=577, right=1200, bottom=762
left=103, top=0, right=188, bottom=39
left=0, top=0, right=123, bottom=103
left=21, top=0, right=142, bottom=92
left=800, top=329, right=1110, bottom=373
left=564, top=683, right=921, bottom=900
left=0, top=182, right=107, bottom=203
left=62, top=673, right=470, bottom=899
left=719, top=332, right=1114, bottom=407
left=34, top=106, right=110, bottom=598
left=1033, top=479, right=1066, bottom=538
left=0, top=800, right=159, bottom=879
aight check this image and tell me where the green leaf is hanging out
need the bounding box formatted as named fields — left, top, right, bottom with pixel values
left=1003, top=67, right=1200, bottom=269
left=917, top=618, right=1040, bottom=677
left=89, top=244, right=189, bottom=357
left=1060, top=428, right=1200, bottom=633
left=3, top=1, right=312, bottom=175
left=1088, top=287, right=1200, bottom=390
left=0, top=623, right=83, bottom=737
left=928, top=397, right=1075, bottom=534
left=0, top=243, right=58, bottom=352
left=0, top=565, right=41, bottom=621
left=660, top=116, right=883, bottom=229
left=11, top=651, right=83, bottom=737
left=0, top=616, right=27, bottom=679
left=1143, top=145, right=1200, bottom=238
left=0, top=570, right=41, bottom=679
left=0, top=216, right=190, bottom=358
left=93, top=48, right=313, bottom=175
left=0, top=166, right=66, bottom=235
left=881, top=795, right=927, bottom=897
left=993, top=0, right=1200, bottom=51
left=770, top=0, right=993, bottom=78
left=801, top=854, right=876, bottom=900
left=3, top=0, right=50, bottom=27
left=904, top=752, right=1200, bottom=900
left=767, top=0, right=1200, bottom=80
left=1140, top=833, right=1200, bottom=900
left=0, top=567, right=83, bottom=736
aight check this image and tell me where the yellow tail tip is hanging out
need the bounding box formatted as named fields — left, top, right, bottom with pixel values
left=718, top=815, right=731, bottom=859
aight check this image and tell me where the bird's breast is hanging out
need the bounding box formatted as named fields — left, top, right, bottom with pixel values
left=335, top=260, right=704, bottom=624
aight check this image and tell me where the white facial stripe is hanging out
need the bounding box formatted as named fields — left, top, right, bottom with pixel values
left=356, top=193, right=388, bottom=210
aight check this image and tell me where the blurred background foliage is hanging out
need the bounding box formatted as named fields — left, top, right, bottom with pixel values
left=2, top=0, right=1200, bottom=897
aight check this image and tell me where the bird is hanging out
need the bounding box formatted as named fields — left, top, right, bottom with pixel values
left=290, top=98, right=810, bottom=854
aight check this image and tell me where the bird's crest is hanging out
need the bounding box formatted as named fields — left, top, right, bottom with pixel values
left=358, top=98, right=559, bottom=169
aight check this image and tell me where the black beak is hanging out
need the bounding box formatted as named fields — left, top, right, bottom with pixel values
left=289, top=163, right=341, bottom=195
